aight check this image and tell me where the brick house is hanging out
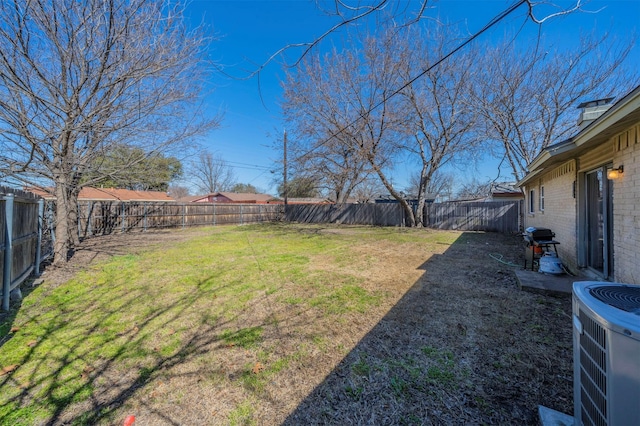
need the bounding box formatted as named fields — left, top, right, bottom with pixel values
left=517, top=85, right=640, bottom=283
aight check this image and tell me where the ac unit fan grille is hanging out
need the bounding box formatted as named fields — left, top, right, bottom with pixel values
left=578, top=309, right=607, bottom=426
left=589, top=285, right=640, bottom=312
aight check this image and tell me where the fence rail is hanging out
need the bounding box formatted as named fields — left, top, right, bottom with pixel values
left=72, top=201, right=284, bottom=239
left=423, top=200, right=522, bottom=233
left=287, top=200, right=523, bottom=233
left=1, top=187, right=44, bottom=311
left=285, top=203, right=404, bottom=226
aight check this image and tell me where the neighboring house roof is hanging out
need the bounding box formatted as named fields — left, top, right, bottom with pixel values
left=177, top=194, right=211, bottom=203
left=374, top=194, right=435, bottom=204
left=490, top=182, right=523, bottom=198
left=518, top=85, right=640, bottom=186
left=27, top=186, right=175, bottom=202
left=179, top=192, right=279, bottom=203
left=217, top=192, right=276, bottom=203
left=283, top=197, right=333, bottom=204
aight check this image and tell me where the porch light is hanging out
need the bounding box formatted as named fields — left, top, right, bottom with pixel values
left=607, top=165, right=624, bottom=180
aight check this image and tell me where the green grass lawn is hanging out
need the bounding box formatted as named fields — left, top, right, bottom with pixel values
left=0, top=223, right=460, bottom=425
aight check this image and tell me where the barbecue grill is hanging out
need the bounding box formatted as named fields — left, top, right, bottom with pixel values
left=523, top=227, right=555, bottom=244
left=523, top=227, right=560, bottom=271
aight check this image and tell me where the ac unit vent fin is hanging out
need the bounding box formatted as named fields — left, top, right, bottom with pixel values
left=578, top=308, right=608, bottom=426
left=589, top=285, right=640, bottom=313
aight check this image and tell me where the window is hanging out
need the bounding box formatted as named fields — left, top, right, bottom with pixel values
left=529, top=189, right=535, bottom=214
left=539, top=186, right=545, bottom=211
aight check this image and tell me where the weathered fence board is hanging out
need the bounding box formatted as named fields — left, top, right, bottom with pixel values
left=286, top=201, right=522, bottom=232
left=71, top=201, right=284, bottom=239
left=285, top=203, right=404, bottom=226
left=423, top=201, right=522, bottom=233
left=1, top=187, right=44, bottom=311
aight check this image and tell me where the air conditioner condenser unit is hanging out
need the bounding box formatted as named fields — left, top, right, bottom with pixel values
left=572, top=281, right=640, bottom=426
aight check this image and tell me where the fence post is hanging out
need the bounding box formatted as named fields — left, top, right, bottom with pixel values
left=144, top=202, right=148, bottom=232
left=48, top=201, right=56, bottom=246
left=240, top=205, right=243, bottom=225
left=2, top=193, right=14, bottom=311
left=87, top=201, right=93, bottom=237
left=77, top=201, right=81, bottom=242
left=35, top=198, right=44, bottom=276
left=121, top=203, right=126, bottom=233
left=213, top=204, right=216, bottom=226
left=182, top=204, right=186, bottom=229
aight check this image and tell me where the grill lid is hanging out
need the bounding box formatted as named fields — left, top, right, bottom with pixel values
left=524, top=226, right=555, bottom=240
left=590, top=285, right=640, bottom=313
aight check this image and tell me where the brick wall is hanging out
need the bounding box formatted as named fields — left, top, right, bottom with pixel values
left=523, top=161, right=578, bottom=272
left=611, top=124, right=640, bottom=283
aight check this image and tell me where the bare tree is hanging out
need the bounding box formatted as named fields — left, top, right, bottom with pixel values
left=281, top=50, right=377, bottom=204
left=255, top=1, right=590, bottom=74
left=191, top=152, right=237, bottom=193
left=283, top=23, right=483, bottom=225
left=352, top=177, right=387, bottom=203
left=473, top=33, right=637, bottom=181
left=283, top=130, right=373, bottom=203
left=0, top=0, right=218, bottom=264
left=456, top=178, right=492, bottom=201
left=168, top=184, right=191, bottom=200
left=407, top=170, right=454, bottom=202
left=282, top=28, right=409, bottom=218
left=395, top=25, right=480, bottom=225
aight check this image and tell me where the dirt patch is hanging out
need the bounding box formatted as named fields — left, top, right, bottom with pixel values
left=24, top=226, right=573, bottom=424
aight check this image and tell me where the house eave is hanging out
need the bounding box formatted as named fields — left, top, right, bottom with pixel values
left=517, top=168, right=544, bottom=187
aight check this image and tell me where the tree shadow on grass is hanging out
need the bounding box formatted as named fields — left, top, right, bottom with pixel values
left=0, top=277, right=40, bottom=350
left=0, top=236, right=327, bottom=425
left=281, top=232, right=573, bottom=425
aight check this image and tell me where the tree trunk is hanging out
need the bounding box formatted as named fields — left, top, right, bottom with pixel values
left=68, top=186, right=81, bottom=247
left=371, top=164, right=416, bottom=227
left=53, top=182, right=71, bottom=265
left=414, top=165, right=430, bottom=228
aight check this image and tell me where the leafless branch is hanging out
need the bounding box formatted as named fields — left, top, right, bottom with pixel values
left=0, top=0, right=220, bottom=263
left=525, top=0, right=602, bottom=24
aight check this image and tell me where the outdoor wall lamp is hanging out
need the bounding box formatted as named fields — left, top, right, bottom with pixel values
left=607, top=165, right=624, bottom=180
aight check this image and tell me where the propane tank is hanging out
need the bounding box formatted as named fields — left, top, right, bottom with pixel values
left=539, top=252, right=563, bottom=275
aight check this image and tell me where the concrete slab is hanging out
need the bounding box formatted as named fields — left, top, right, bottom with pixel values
left=515, top=269, right=591, bottom=296
left=538, top=405, right=574, bottom=426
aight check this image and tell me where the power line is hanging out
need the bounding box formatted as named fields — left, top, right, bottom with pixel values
left=225, top=160, right=272, bottom=171
left=291, top=0, right=528, bottom=163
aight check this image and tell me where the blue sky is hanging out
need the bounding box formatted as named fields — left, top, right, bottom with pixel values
left=184, top=0, right=639, bottom=196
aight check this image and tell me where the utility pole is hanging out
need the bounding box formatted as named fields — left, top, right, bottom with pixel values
left=283, top=129, right=288, bottom=207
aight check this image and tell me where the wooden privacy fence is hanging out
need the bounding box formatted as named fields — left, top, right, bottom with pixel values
left=71, top=201, right=285, bottom=239
left=285, top=203, right=405, bottom=226
left=286, top=200, right=523, bottom=233
left=1, top=187, right=45, bottom=311
left=423, top=200, right=523, bottom=233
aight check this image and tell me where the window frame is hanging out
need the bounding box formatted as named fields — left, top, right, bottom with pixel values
left=529, top=189, right=535, bottom=214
